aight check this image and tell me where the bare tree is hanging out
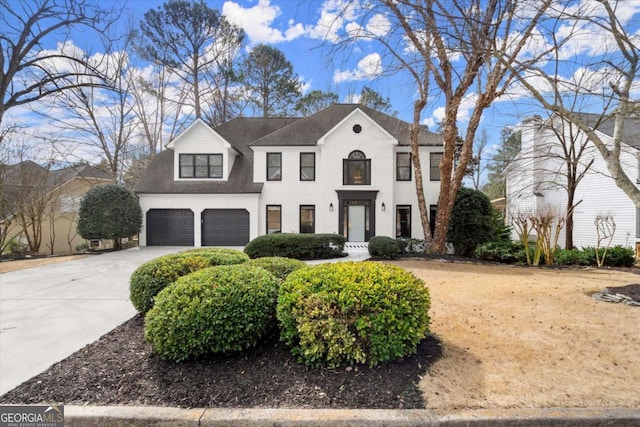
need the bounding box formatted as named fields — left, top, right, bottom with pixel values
left=3, top=156, right=60, bottom=254
left=37, top=31, right=137, bottom=182
left=0, top=0, right=114, bottom=127
left=594, top=214, right=616, bottom=267
left=544, top=114, right=594, bottom=249
left=508, top=0, right=640, bottom=207
left=346, top=0, right=553, bottom=254
left=470, top=129, right=489, bottom=191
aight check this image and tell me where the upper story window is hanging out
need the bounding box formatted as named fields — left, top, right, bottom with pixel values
left=430, top=152, right=443, bottom=181
left=179, top=154, right=222, bottom=178
left=267, top=153, right=282, bottom=181
left=396, top=152, right=411, bottom=181
left=300, top=153, right=315, bottom=181
left=343, top=150, right=371, bottom=185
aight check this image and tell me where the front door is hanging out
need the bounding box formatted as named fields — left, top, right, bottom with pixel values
left=336, top=190, right=378, bottom=242
left=348, top=205, right=366, bottom=241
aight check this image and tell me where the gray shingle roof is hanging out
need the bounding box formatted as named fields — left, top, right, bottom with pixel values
left=134, top=117, right=299, bottom=194
left=575, top=112, right=640, bottom=148
left=134, top=105, right=444, bottom=195
left=250, top=104, right=442, bottom=147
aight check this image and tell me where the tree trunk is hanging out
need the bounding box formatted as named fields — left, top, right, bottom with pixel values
left=193, top=55, right=201, bottom=119
left=409, top=99, right=432, bottom=243
left=565, top=183, right=575, bottom=249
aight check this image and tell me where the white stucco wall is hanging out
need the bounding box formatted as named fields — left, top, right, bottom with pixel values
left=169, top=120, right=237, bottom=181
left=140, top=108, right=445, bottom=246
left=253, top=109, right=441, bottom=240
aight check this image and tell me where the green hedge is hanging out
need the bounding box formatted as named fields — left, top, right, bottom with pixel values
left=476, top=241, right=636, bottom=267
left=474, top=240, right=530, bottom=264
left=555, top=245, right=635, bottom=267
left=246, top=257, right=307, bottom=282
left=129, top=248, right=249, bottom=313
left=277, top=261, right=431, bottom=368
left=368, top=236, right=401, bottom=259
left=144, top=265, right=278, bottom=362
left=244, top=233, right=345, bottom=260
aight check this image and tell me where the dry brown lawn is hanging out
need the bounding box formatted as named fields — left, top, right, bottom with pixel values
left=396, top=259, right=640, bottom=410
left=0, top=255, right=89, bottom=273
left=2, top=255, right=639, bottom=410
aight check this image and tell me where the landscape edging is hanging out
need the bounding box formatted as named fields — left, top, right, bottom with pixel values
left=63, top=406, right=640, bottom=427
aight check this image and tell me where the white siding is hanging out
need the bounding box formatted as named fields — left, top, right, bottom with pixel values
left=506, top=118, right=639, bottom=249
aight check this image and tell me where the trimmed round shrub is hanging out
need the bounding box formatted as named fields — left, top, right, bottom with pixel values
left=277, top=261, right=431, bottom=368
left=368, top=236, right=401, bottom=259
left=144, top=265, right=279, bottom=362
left=129, top=248, right=249, bottom=313
left=246, top=257, right=306, bottom=282
left=182, top=248, right=250, bottom=265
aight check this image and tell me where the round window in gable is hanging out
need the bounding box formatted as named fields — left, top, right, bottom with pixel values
left=353, top=124, right=362, bottom=134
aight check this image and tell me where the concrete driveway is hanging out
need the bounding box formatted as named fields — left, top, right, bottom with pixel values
left=0, top=246, right=184, bottom=395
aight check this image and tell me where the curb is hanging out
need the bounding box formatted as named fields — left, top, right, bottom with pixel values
left=64, top=406, right=640, bottom=426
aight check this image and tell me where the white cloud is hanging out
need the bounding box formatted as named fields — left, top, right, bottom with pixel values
left=222, top=0, right=305, bottom=44
left=333, top=52, right=382, bottom=83
left=305, top=0, right=362, bottom=42
left=422, top=93, right=478, bottom=129
left=344, top=13, right=391, bottom=39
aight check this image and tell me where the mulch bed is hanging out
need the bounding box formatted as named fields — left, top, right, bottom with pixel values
left=607, top=284, right=640, bottom=301
left=0, top=315, right=442, bottom=409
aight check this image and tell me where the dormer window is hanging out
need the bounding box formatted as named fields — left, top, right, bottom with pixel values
left=343, top=150, right=371, bottom=185
left=180, top=154, right=223, bottom=178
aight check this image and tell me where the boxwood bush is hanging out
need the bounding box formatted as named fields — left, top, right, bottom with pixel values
left=277, top=261, right=431, bottom=368
left=182, top=248, right=250, bottom=265
left=474, top=240, right=531, bottom=264
left=368, top=236, right=401, bottom=259
left=244, top=233, right=345, bottom=260
left=555, top=245, right=635, bottom=267
left=246, top=257, right=307, bottom=282
left=144, top=265, right=279, bottom=362
left=129, top=248, right=249, bottom=313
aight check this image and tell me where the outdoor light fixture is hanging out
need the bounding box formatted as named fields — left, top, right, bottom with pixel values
left=381, top=202, right=386, bottom=211
left=329, top=202, right=334, bottom=212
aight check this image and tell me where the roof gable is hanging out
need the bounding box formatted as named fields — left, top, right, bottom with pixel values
left=166, top=118, right=240, bottom=154
left=317, top=107, right=395, bottom=145
left=249, top=104, right=442, bottom=147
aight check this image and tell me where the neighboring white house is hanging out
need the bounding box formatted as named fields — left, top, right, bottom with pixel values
left=134, top=104, right=444, bottom=247
left=505, top=113, right=640, bottom=250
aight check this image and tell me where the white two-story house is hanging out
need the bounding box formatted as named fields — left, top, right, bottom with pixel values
left=135, top=104, right=444, bottom=247
left=505, top=113, right=640, bottom=250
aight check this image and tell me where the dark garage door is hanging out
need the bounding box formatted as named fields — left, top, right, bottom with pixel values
left=146, top=209, right=194, bottom=246
left=202, top=209, right=250, bottom=246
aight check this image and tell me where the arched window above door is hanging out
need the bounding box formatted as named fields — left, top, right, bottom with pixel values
left=343, top=150, right=371, bottom=185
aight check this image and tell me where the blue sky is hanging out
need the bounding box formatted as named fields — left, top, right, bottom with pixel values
left=6, top=0, right=640, bottom=174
